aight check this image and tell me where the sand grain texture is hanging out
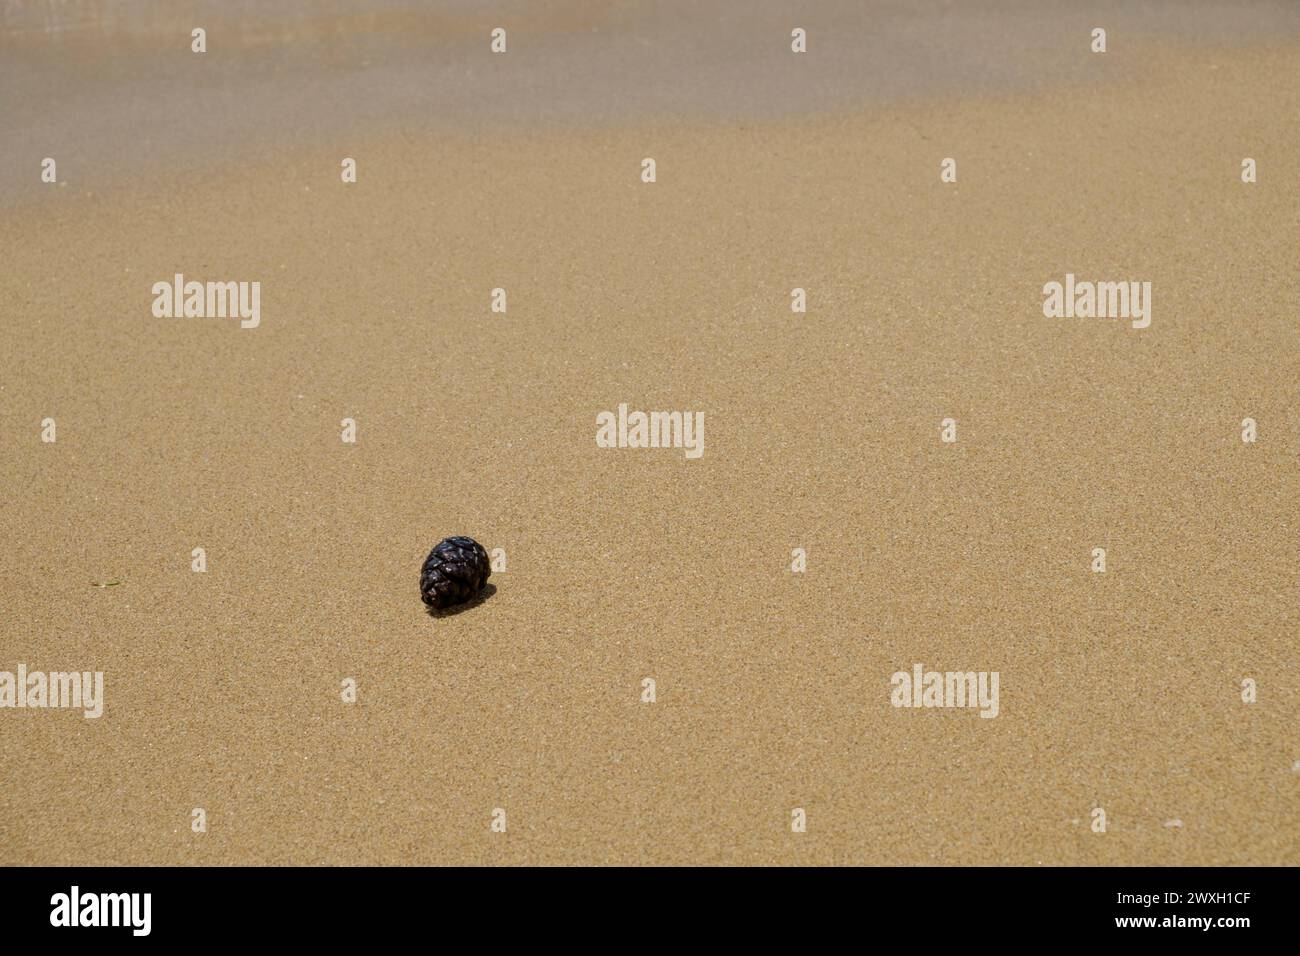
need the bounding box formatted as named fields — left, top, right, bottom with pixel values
left=0, top=2, right=1296, bottom=865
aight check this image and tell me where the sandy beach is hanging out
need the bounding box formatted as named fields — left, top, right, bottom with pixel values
left=0, top=1, right=1296, bottom=865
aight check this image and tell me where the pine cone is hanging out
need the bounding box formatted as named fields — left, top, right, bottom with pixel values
left=420, top=536, right=491, bottom=610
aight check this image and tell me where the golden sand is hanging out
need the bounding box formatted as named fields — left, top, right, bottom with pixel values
left=0, top=19, right=1296, bottom=864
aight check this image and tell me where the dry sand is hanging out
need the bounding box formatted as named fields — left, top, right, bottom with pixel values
left=0, top=2, right=1297, bottom=865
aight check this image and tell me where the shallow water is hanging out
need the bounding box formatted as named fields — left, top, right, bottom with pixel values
left=3, top=0, right=1298, bottom=202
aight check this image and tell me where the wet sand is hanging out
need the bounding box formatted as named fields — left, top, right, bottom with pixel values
left=0, top=2, right=1296, bottom=865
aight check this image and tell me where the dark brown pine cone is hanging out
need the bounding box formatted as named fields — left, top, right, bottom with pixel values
left=420, top=536, right=491, bottom=610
